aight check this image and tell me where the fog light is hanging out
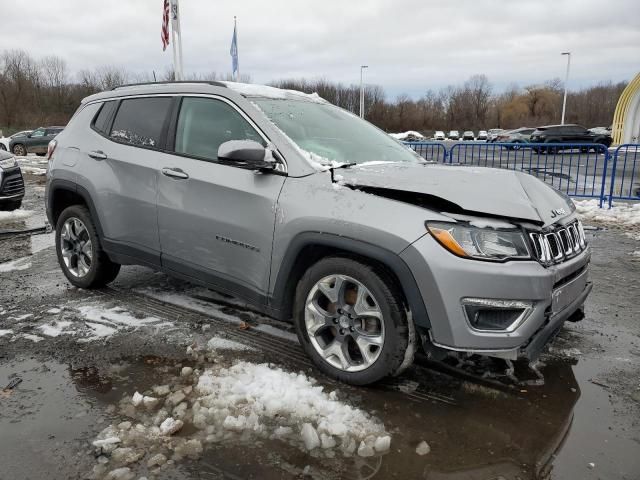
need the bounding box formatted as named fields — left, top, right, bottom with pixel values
left=462, top=298, right=533, bottom=332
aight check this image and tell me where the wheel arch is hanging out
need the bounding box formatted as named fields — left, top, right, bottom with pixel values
left=47, top=179, right=105, bottom=238
left=270, top=232, right=431, bottom=328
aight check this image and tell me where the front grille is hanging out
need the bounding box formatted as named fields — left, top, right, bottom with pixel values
left=529, top=220, right=586, bottom=265
left=0, top=173, right=25, bottom=197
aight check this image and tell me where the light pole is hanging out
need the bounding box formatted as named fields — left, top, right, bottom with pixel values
left=359, top=65, right=368, bottom=118
left=561, top=52, right=571, bottom=125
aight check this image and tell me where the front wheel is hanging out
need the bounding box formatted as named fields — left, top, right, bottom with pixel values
left=0, top=144, right=6, bottom=151
left=55, top=205, right=120, bottom=288
left=294, top=257, right=412, bottom=385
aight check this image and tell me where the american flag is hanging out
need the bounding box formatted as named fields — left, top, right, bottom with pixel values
left=161, top=0, right=170, bottom=51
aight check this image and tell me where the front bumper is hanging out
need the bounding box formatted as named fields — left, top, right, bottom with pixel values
left=401, top=233, right=592, bottom=360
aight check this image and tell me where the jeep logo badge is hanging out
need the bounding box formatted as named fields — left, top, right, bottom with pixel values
left=550, top=208, right=567, bottom=218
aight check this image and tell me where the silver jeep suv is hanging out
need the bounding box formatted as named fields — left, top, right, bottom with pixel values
left=45, top=82, right=591, bottom=385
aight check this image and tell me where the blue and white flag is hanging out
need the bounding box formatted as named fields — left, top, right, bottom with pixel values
left=230, top=21, right=239, bottom=80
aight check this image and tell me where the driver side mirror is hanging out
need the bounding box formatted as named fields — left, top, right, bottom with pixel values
left=217, top=140, right=276, bottom=171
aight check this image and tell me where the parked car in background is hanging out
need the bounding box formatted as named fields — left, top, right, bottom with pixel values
left=496, top=127, right=536, bottom=149
left=462, top=131, right=475, bottom=141
left=487, top=128, right=504, bottom=142
left=433, top=130, right=446, bottom=141
left=476, top=130, right=488, bottom=141
left=45, top=81, right=591, bottom=385
left=10, top=126, right=64, bottom=156
left=447, top=130, right=459, bottom=140
left=589, top=126, right=612, bottom=136
left=0, top=130, right=33, bottom=151
left=389, top=130, right=425, bottom=142
left=0, top=149, right=25, bottom=211
left=530, top=124, right=612, bottom=153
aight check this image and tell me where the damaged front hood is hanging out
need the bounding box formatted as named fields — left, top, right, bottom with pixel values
left=340, top=162, right=574, bottom=226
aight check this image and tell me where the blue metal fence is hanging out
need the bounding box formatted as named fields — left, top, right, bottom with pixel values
left=608, top=144, right=640, bottom=207
left=405, top=141, right=448, bottom=163
left=401, top=141, right=640, bottom=208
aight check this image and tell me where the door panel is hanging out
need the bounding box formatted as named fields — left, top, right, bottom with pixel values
left=157, top=96, right=285, bottom=295
left=157, top=160, right=285, bottom=294
left=76, top=97, right=173, bottom=259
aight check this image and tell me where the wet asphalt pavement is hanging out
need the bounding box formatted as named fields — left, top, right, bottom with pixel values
left=0, top=167, right=639, bottom=480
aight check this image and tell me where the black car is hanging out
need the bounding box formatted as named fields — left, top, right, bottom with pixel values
left=0, top=150, right=25, bottom=211
left=9, top=126, right=64, bottom=156
left=530, top=124, right=612, bottom=153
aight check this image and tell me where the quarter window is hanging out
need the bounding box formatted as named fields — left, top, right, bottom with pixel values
left=174, top=97, right=263, bottom=162
left=110, top=97, right=172, bottom=148
left=93, top=101, right=117, bottom=135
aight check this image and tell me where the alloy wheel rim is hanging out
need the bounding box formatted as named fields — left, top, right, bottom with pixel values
left=60, top=217, right=92, bottom=278
left=14, top=145, right=25, bottom=156
left=305, top=274, right=385, bottom=372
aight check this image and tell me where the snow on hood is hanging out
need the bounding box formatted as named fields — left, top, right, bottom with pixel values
left=221, top=82, right=327, bottom=104
left=342, top=162, right=575, bottom=226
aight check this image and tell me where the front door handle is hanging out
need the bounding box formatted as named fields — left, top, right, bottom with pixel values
left=88, top=150, right=107, bottom=160
left=161, top=167, right=189, bottom=179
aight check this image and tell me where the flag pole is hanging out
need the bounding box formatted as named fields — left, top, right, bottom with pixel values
left=234, top=16, right=239, bottom=81
left=171, top=0, right=184, bottom=80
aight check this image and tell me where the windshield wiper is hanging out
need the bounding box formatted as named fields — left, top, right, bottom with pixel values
left=329, top=162, right=356, bottom=182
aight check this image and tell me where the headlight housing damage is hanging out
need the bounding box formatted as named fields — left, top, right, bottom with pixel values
left=426, top=221, right=530, bottom=261
left=0, top=156, right=18, bottom=170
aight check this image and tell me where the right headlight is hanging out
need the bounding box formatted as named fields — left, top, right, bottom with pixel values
left=426, top=221, right=531, bottom=261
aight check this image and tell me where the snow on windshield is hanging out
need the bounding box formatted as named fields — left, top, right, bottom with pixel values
left=252, top=98, right=423, bottom=169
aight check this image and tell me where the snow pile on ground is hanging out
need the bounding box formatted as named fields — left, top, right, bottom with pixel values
left=195, top=361, right=389, bottom=455
left=574, top=199, right=640, bottom=226
left=0, top=209, right=33, bottom=224
left=1, top=303, right=176, bottom=344
left=206, top=336, right=254, bottom=351
left=20, top=166, right=47, bottom=175
left=0, top=256, right=32, bottom=273
left=89, top=346, right=389, bottom=479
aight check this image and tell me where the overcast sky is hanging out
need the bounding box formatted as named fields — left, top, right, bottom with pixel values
left=2, top=0, right=639, bottom=98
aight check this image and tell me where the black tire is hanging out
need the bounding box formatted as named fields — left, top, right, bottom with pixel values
left=55, top=205, right=120, bottom=288
left=36, top=152, right=46, bottom=157
left=12, top=143, right=26, bottom=156
left=0, top=144, right=6, bottom=151
left=293, top=256, right=411, bottom=385
left=0, top=199, right=22, bottom=211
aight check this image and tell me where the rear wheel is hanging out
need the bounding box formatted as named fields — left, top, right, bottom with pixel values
left=12, top=144, right=26, bottom=156
left=294, top=257, right=412, bottom=385
left=36, top=152, right=46, bottom=157
left=55, top=205, right=120, bottom=288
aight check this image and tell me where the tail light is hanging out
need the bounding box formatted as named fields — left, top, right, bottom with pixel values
left=47, top=139, right=57, bottom=160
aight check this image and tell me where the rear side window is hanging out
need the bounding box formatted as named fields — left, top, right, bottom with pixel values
left=93, top=101, right=117, bottom=135
left=110, top=97, right=172, bottom=148
left=174, top=97, right=263, bottom=162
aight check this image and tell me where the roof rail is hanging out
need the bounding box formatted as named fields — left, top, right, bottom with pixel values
left=112, top=80, right=228, bottom=90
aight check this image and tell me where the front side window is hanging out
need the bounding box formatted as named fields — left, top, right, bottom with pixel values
left=174, top=97, right=263, bottom=162
left=253, top=98, right=423, bottom=165
left=110, top=97, right=172, bottom=148
left=31, top=129, right=45, bottom=138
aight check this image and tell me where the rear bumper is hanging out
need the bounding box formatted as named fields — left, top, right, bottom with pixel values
left=401, top=233, right=592, bottom=360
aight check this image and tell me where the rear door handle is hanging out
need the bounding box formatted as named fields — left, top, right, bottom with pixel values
left=161, top=167, right=189, bottom=179
left=88, top=150, right=107, bottom=160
